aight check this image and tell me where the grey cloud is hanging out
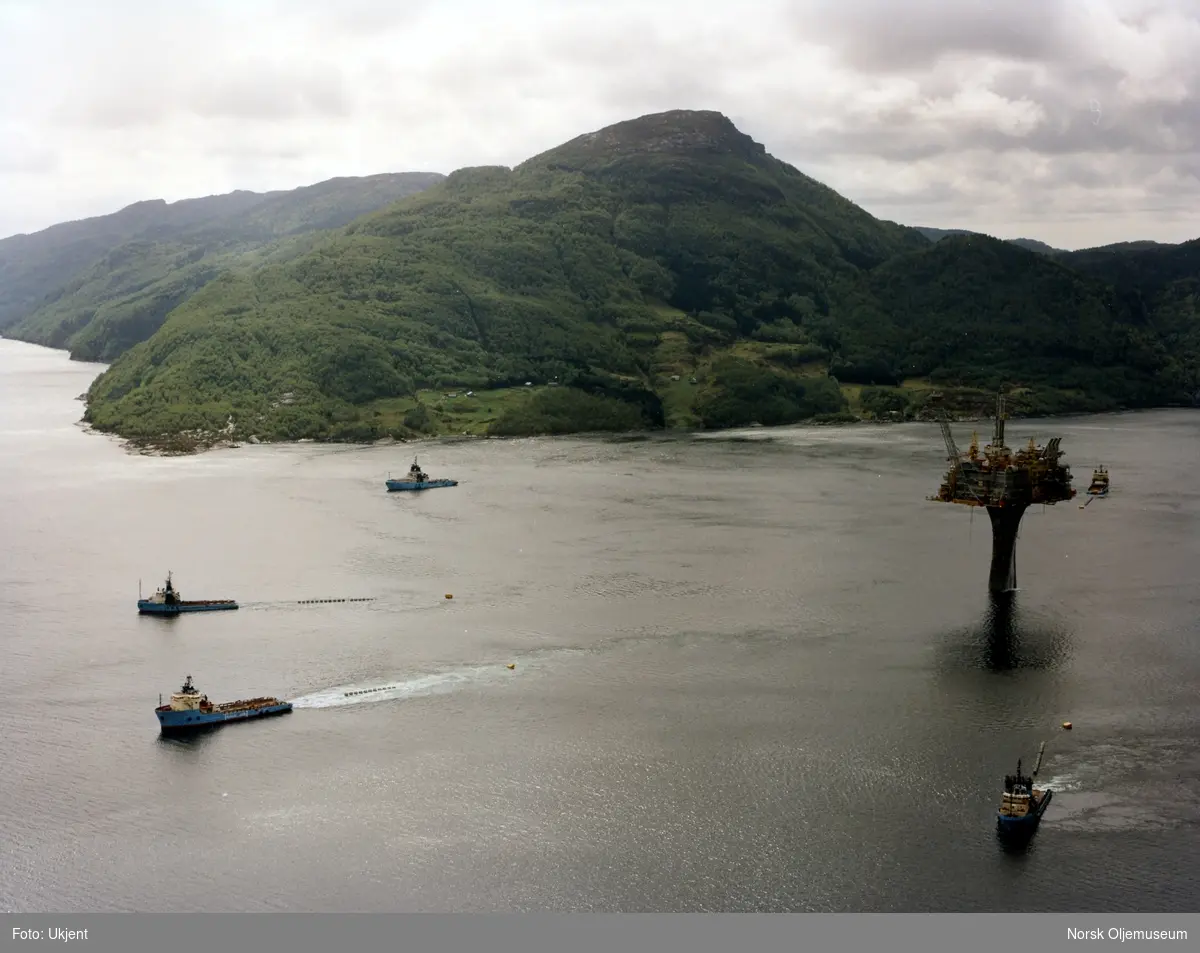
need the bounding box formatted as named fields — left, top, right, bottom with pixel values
left=789, top=0, right=1078, bottom=73
left=419, top=47, right=545, bottom=100
left=547, top=14, right=773, bottom=76
left=777, top=0, right=1200, bottom=190
left=375, top=14, right=746, bottom=138
left=1039, top=158, right=1115, bottom=191
left=188, top=62, right=353, bottom=122
left=986, top=63, right=1127, bottom=106
left=549, top=20, right=671, bottom=70
left=542, top=17, right=775, bottom=118
left=46, top=50, right=179, bottom=130
left=806, top=97, right=1198, bottom=163
left=848, top=180, right=967, bottom=210
left=1111, top=0, right=1187, bottom=31
left=1, top=0, right=1198, bottom=248
left=272, top=0, right=432, bottom=36
left=0, top=132, right=57, bottom=175
left=201, top=139, right=313, bottom=162
left=824, top=143, right=1200, bottom=241
left=593, top=70, right=729, bottom=116
left=1160, top=98, right=1200, bottom=138
left=54, top=61, right=354, bottom=129
left=55, top=94, right=171, bottom=131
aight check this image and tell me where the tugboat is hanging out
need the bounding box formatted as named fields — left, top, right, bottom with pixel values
left=997, top=741, right=1053, bottom=834
left=1086, top=466, right=1110, bottom=497
left=155, top=675, right=292, bottom=735
left=385, top=457, right=458, bottom=492
left=137, top=572, right=238, bottom=615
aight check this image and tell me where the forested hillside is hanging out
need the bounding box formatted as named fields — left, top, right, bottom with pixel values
left=82, top=110, right=936, bottom=447
left=0, top=172, right=444, bottom=360
left=4, top=109, right=1191, bottom=452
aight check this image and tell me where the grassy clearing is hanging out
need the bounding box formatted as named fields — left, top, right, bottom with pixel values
left=649, top=330, right=702, bottom=427
left=659, top=376, right=701, bottom=428
left=367, top=385, right=543, bottom=435
left=839, top=383, right=864, bottom=411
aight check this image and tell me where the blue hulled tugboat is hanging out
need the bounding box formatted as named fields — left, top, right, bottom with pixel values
left=997, top=741, right=1053, bottom=834
left=385, top=457, right=458, bottom=492
left=137, top=572, right=238, bottom=615
left=155, top=675, right=292, bottom=735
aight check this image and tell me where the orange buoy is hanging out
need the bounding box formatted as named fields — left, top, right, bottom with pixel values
left=445, top=593, right=453, bottom=599
left=506, top=663, right=516, bottom=670
left=1062, top=721, right=1073, bottom=730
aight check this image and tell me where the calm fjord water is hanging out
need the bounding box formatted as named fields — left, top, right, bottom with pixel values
left=1, top=337, right=1198, bottom=912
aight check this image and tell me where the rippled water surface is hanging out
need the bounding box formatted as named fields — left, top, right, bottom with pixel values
left=2, top=338, right=1198, bottom=911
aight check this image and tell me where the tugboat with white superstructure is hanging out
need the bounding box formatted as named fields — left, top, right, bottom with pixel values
left=137, top=572, right=238, bottom=615
left=154, top=675, right=292, bottom=735
left=385, top=457, right=458, bottom=492
left=997, top=741, right=1053, bottom=836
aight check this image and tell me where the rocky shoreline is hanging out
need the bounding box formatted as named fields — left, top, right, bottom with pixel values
left=74, top=408, right=1030, bottom=458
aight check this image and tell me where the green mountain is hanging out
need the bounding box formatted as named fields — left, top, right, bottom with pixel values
left=48, top=109, right=1200, bottom=450
left=81, top=110, right=936, bottom=448
left=829, top=233, right=1198, bottom=414
left=0, top=172, right=445, bottom=360
left=1007, top=237, right=1064, bottom=255
left=1057, top=239, right=1200, bottom=403
left=914, top=226, right=1065, bottom=256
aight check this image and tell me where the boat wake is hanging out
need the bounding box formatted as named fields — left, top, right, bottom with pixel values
left=1036, top=772, right=1083, bottom=793
left=290, top=664, right=505, bottom=710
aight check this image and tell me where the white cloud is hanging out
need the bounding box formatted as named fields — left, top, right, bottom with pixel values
left=0, top=0, right=1196, bottom=249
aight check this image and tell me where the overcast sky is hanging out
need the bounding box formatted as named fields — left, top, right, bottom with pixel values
left=1, top=0, right=1197, bottom=249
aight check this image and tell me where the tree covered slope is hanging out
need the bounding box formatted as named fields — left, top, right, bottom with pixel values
left=828, top=234, right=1199, bottom=410
left=913, top=226, right=1065, bottom=256
left=47, top=109, right=1200, bottom=449
left=83, top=110, right=933, bottom=446
left=0, top=172, right=445, bottom=360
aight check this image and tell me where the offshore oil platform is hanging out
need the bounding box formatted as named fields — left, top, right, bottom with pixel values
left=930, top=395, right=1076, bottom=593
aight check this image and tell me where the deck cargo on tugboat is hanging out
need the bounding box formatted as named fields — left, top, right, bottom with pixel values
left=155, top=675, right=292, bottom=735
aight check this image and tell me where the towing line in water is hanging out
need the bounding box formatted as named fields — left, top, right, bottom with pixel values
left=234, top=597, right=378, bottom=610
left=345, top=685, right=405, bottom=697
left=342, top=664, right=518, bottom=697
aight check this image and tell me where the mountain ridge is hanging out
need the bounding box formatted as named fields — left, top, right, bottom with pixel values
left=1, top=108, right=1193, bottom=451
left=0, top=171, right=447, bottom=359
